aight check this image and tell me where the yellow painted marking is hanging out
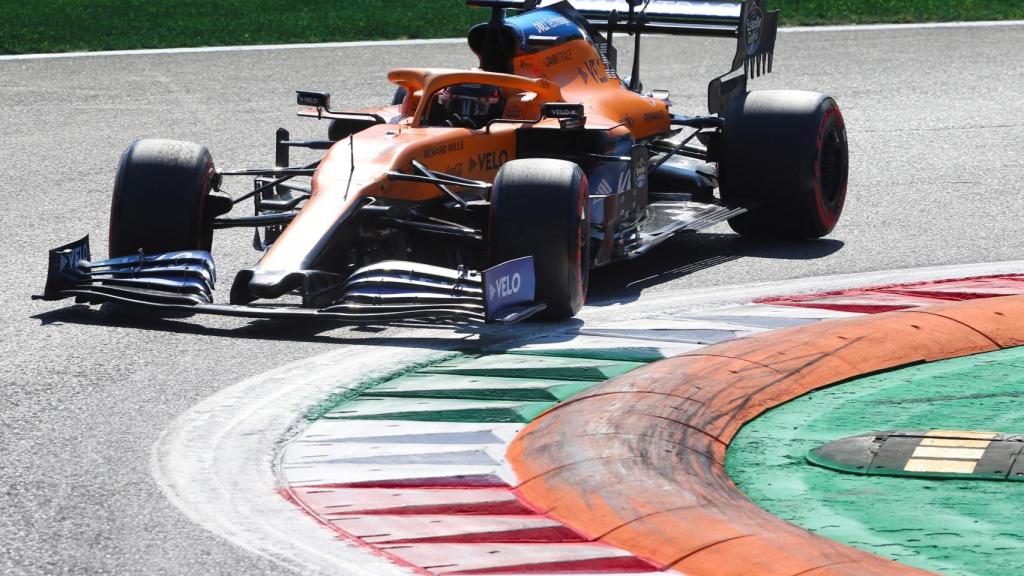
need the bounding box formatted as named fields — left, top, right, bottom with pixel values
left=912, top=446, right=986, bottom=460
left=925, top=430, right=999, bottom=440
left=905, top=459, right=977, bottom=474
left=920, top=438, right=991, bottom=449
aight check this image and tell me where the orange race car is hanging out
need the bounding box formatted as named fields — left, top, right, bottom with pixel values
left=38, top=0, right=848, bottom=323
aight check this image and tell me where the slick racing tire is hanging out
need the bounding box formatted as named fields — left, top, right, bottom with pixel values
left=490, top=159, right=590, bottom=320
left=391, top=86, right=408, bottom=106
left=718, top=90, right=849, bottom=239
left=109, top=139, right=225, bottom=257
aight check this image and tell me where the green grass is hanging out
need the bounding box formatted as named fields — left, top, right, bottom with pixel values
left=0, top=0, right=481, bottom=55
left=727, top=347, right=1024, bottom=576
left=1, top=0, right=1022, bottom=55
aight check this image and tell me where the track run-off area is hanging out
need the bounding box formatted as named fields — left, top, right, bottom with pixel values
left=729, top=347, right=1024, bottom=576
left=3, top=20, right=1024, bottom=576
left=157, top=265, right=1024, bottom=575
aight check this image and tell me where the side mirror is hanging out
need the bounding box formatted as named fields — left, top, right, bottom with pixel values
left=540, top=102, right=586, bottom=129
left=296, top=91, right=331, bottom=109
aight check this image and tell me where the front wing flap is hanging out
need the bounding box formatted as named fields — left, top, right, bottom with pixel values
left=35, top=237, right=544, bottom=324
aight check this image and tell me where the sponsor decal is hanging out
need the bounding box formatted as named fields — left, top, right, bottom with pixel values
left=45, top=236, right=91, bottom=296
left=444, top=162, right=464, bottom=177
left=643, top=110, right=667, bottom=122
left=533, top=15, right=570, bottom=34
left=634, top=157, right=649, bottom=190
left=617, top=170, right=630, bottom=194
left=542, top=103, right=584, bottom=119
left=469, top=150, right=509, bottom=173
left=745, top=3, right=765, bottom=55
left=544, top=49, right=572, bottom=68
left=422, top=140, right=464, bottom=159
left=585, top=59, right=608, bottom=84
left=492, top=272, right=522, bottom=299
left=596, top=170, right=631, bottom=196
left=577, top=67, right=589, bottom=85
left=296, top=90, right=330, bottom=109
left=482, top=256, right=535, bottom=320
left=59, top=243, right=89, bottom=274
left=422, top=144, right=446, bottom=159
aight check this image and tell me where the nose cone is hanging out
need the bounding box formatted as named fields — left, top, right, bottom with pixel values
left=229, top=268, right=345, bottom=306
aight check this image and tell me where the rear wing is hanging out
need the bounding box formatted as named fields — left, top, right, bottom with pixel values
left=554, top=0, right=777, bottom=115
left=550, top=1, right=776, bottom=69
left=478, top=0, right=779, bottom=115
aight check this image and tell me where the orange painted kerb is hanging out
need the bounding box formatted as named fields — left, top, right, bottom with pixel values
left=507, top=295, right=1024, bottom=575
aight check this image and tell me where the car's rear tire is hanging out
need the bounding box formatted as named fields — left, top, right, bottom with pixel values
left=489, top=159, right=589, bottom=320
left=391, top=86, right=408, bottom=106
left=718, top=90, right=849, bottom=239
left=109, top=139, right=223, bottom=257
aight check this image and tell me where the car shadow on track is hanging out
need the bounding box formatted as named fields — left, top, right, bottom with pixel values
left=31, top=232, right=840, bottom=347
left=587, top=232, right=844, bottom=307
left=30, top=303, right=571, bottom=349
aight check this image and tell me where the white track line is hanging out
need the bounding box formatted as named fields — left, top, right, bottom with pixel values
left=3, top=20, right=1022, bottom=62
left=0, top=38, right=463, bottom=62
left=150, top=260, right=1024, bottom=575
left=150, top=345, right=449, bottom=576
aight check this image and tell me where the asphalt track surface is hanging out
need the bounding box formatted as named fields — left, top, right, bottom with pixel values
left=2, top=23, right=1023, bottom=575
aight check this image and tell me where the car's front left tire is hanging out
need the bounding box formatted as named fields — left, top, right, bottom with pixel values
left=489, top=159, right=590, bottom=320
left=109, top=139, right=227, bottom=257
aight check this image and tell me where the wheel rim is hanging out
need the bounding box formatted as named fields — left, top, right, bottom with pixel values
left=819, top=128, right=846, bottom=209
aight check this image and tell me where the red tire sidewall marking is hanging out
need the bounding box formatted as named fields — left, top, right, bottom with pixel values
left=814, top=104, right=846, bottom=229
left=575, top=173, right=589, bottom=305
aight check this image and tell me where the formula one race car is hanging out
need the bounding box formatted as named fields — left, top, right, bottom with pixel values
left=38, top=0, right=848, bottom=323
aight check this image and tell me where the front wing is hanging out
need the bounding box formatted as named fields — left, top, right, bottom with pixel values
left=35, top=237, right=544, bottom=324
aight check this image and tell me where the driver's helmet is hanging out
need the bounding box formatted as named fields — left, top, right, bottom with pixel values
left=438, top=83, right=505, bottom=127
